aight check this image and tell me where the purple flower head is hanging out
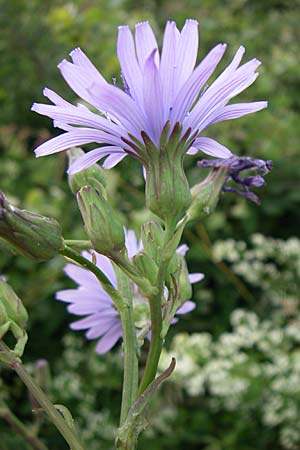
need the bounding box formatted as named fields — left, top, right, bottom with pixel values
left=32, top=20, right=267, bottom=174
left=56, top=230, right=203, bottom=354
left=198, top=156, right=272, bottom=203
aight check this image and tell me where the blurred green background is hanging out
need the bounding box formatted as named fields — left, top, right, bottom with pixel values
left=0, top=0, right=300, bottom=449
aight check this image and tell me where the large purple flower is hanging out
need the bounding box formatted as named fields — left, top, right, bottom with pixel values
left=56, top=231, right=203, bottom=354
left=32, top=19, right=267, bottom=174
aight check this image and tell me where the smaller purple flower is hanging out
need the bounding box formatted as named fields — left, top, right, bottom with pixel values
left=56, top=231, right=203, bottom=354
left=198, top=156, right=272, bottom=204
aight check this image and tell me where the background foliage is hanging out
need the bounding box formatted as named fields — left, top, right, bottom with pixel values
left=0, top=0, right=299, bottom=449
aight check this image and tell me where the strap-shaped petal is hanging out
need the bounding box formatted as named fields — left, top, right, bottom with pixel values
left=34, top=129, right=124, bottom=157
left=174, top=19, right=199, bottom=89
left=58, top=60, right=102, bottom=108
left=117, top=25, right=143, bottom=105
left=31, top=103, right=125, bottom=136
left=67, top=146, right=125, bottom=174
left=185, top=58, right=261, bottom=132
left=143, top=49, right=164, bottom=144
left=189, top=137, right=233, bottom=158
left=88, top=82, right=146, bottom=137
left=95, top=322, right=123, bottom=354
left=102, top=152, right=127, bottom=169
left=135, top=21, right=159, bottom=69
left=209, top=101, right=268, bottom=125
left=70, top=47, right=106, bottom=84
left=170, top=43, right=227, bottom=126
left=159, top=21, right=179, bottom=121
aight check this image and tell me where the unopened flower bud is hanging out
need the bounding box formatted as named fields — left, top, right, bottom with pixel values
left=134, top=251, right=158, bottom=285
left=0, top=280, right=28, bottom=359
left=0, top=280, right=28, bottom=329
left=67, top=148, right=107, bottom=194
left=140, top=221, right=165, bottom=264
left=0, top=192, right=64, bottom=261
left=187, top=167, right=228, bottom=221
left=77, top=186, right=125, bottom=255
left=177, top=258, right=192, bottom=301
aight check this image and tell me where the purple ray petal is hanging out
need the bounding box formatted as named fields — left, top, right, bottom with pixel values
left=185, top=57, right=261, bottom=132
left=135, top=21, right=159, bottom=69
left=176, top=244, right=189, bottom=256
left=67, top=303, right=114, bottom=315
left=125, top=229, right=143, bottom=258
left=176, top=300, right=196, bottom=315
left=87, top=82, right=146, bottom=137
left=56, top=288, right=110, bottom=305
left=70, top=315, right=105, bottom=330
left=70, top=48, right=106, bottom=84
left=64, top=263, right=101, bottom=289
left=102, top=152, right=127, bottom=169
left=160, top=21, right=179, bottom=120
left=95, top=322, right=123, bottom=354
left=31, top=103, right=125, bottom=136
left=92, top=253, right=118, bottom=287
left=43, top=87, right=72, bottom=107
left=190, top=137, right=233, bottom=158
left=208, top=101, right=268, bottom=125
left=143, top=49, right=164, bottom=144
left=34, top=129, right=123, bottom=157
left=189, top=273, right=204, bottom=284
left=117, top=25, right=143, bottom=104
left=174, top=19, right=199, bottom=90
left=85, top=315, right=120, bottom=340
left=67, top=146, right=124, bottom=174
left=58, top=60, right=102, bottom=108
left=170, top=43, right=227, bottom=126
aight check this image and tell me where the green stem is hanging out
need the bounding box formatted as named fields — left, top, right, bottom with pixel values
left=0, top=344, right=85, bottom=450
left=114, top=266, right=139, bottom=426
left=64, top=240, right=92, bottom=250
left=61, top=246, right=139, bottom=424
left=60, top=246, right=123, bottom=310
left=119, top=304, right=138, bottom=425
left=0, top=403, right=49, bottom=450
left=137, top=221, right=180, bottom=395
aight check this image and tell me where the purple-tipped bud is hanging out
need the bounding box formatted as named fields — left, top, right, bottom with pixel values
left=0, top=192, right=64, bottom=261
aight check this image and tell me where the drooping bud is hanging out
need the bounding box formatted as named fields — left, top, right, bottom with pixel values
left=143, top=123, right=194, bottom=227
left=187, top=167, right=228, bottom=221
left=77, top=186, right=125, bottom=255
left=67, top=148, right=107, bottom=194
left=0, top=192, right=64, bottom=261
